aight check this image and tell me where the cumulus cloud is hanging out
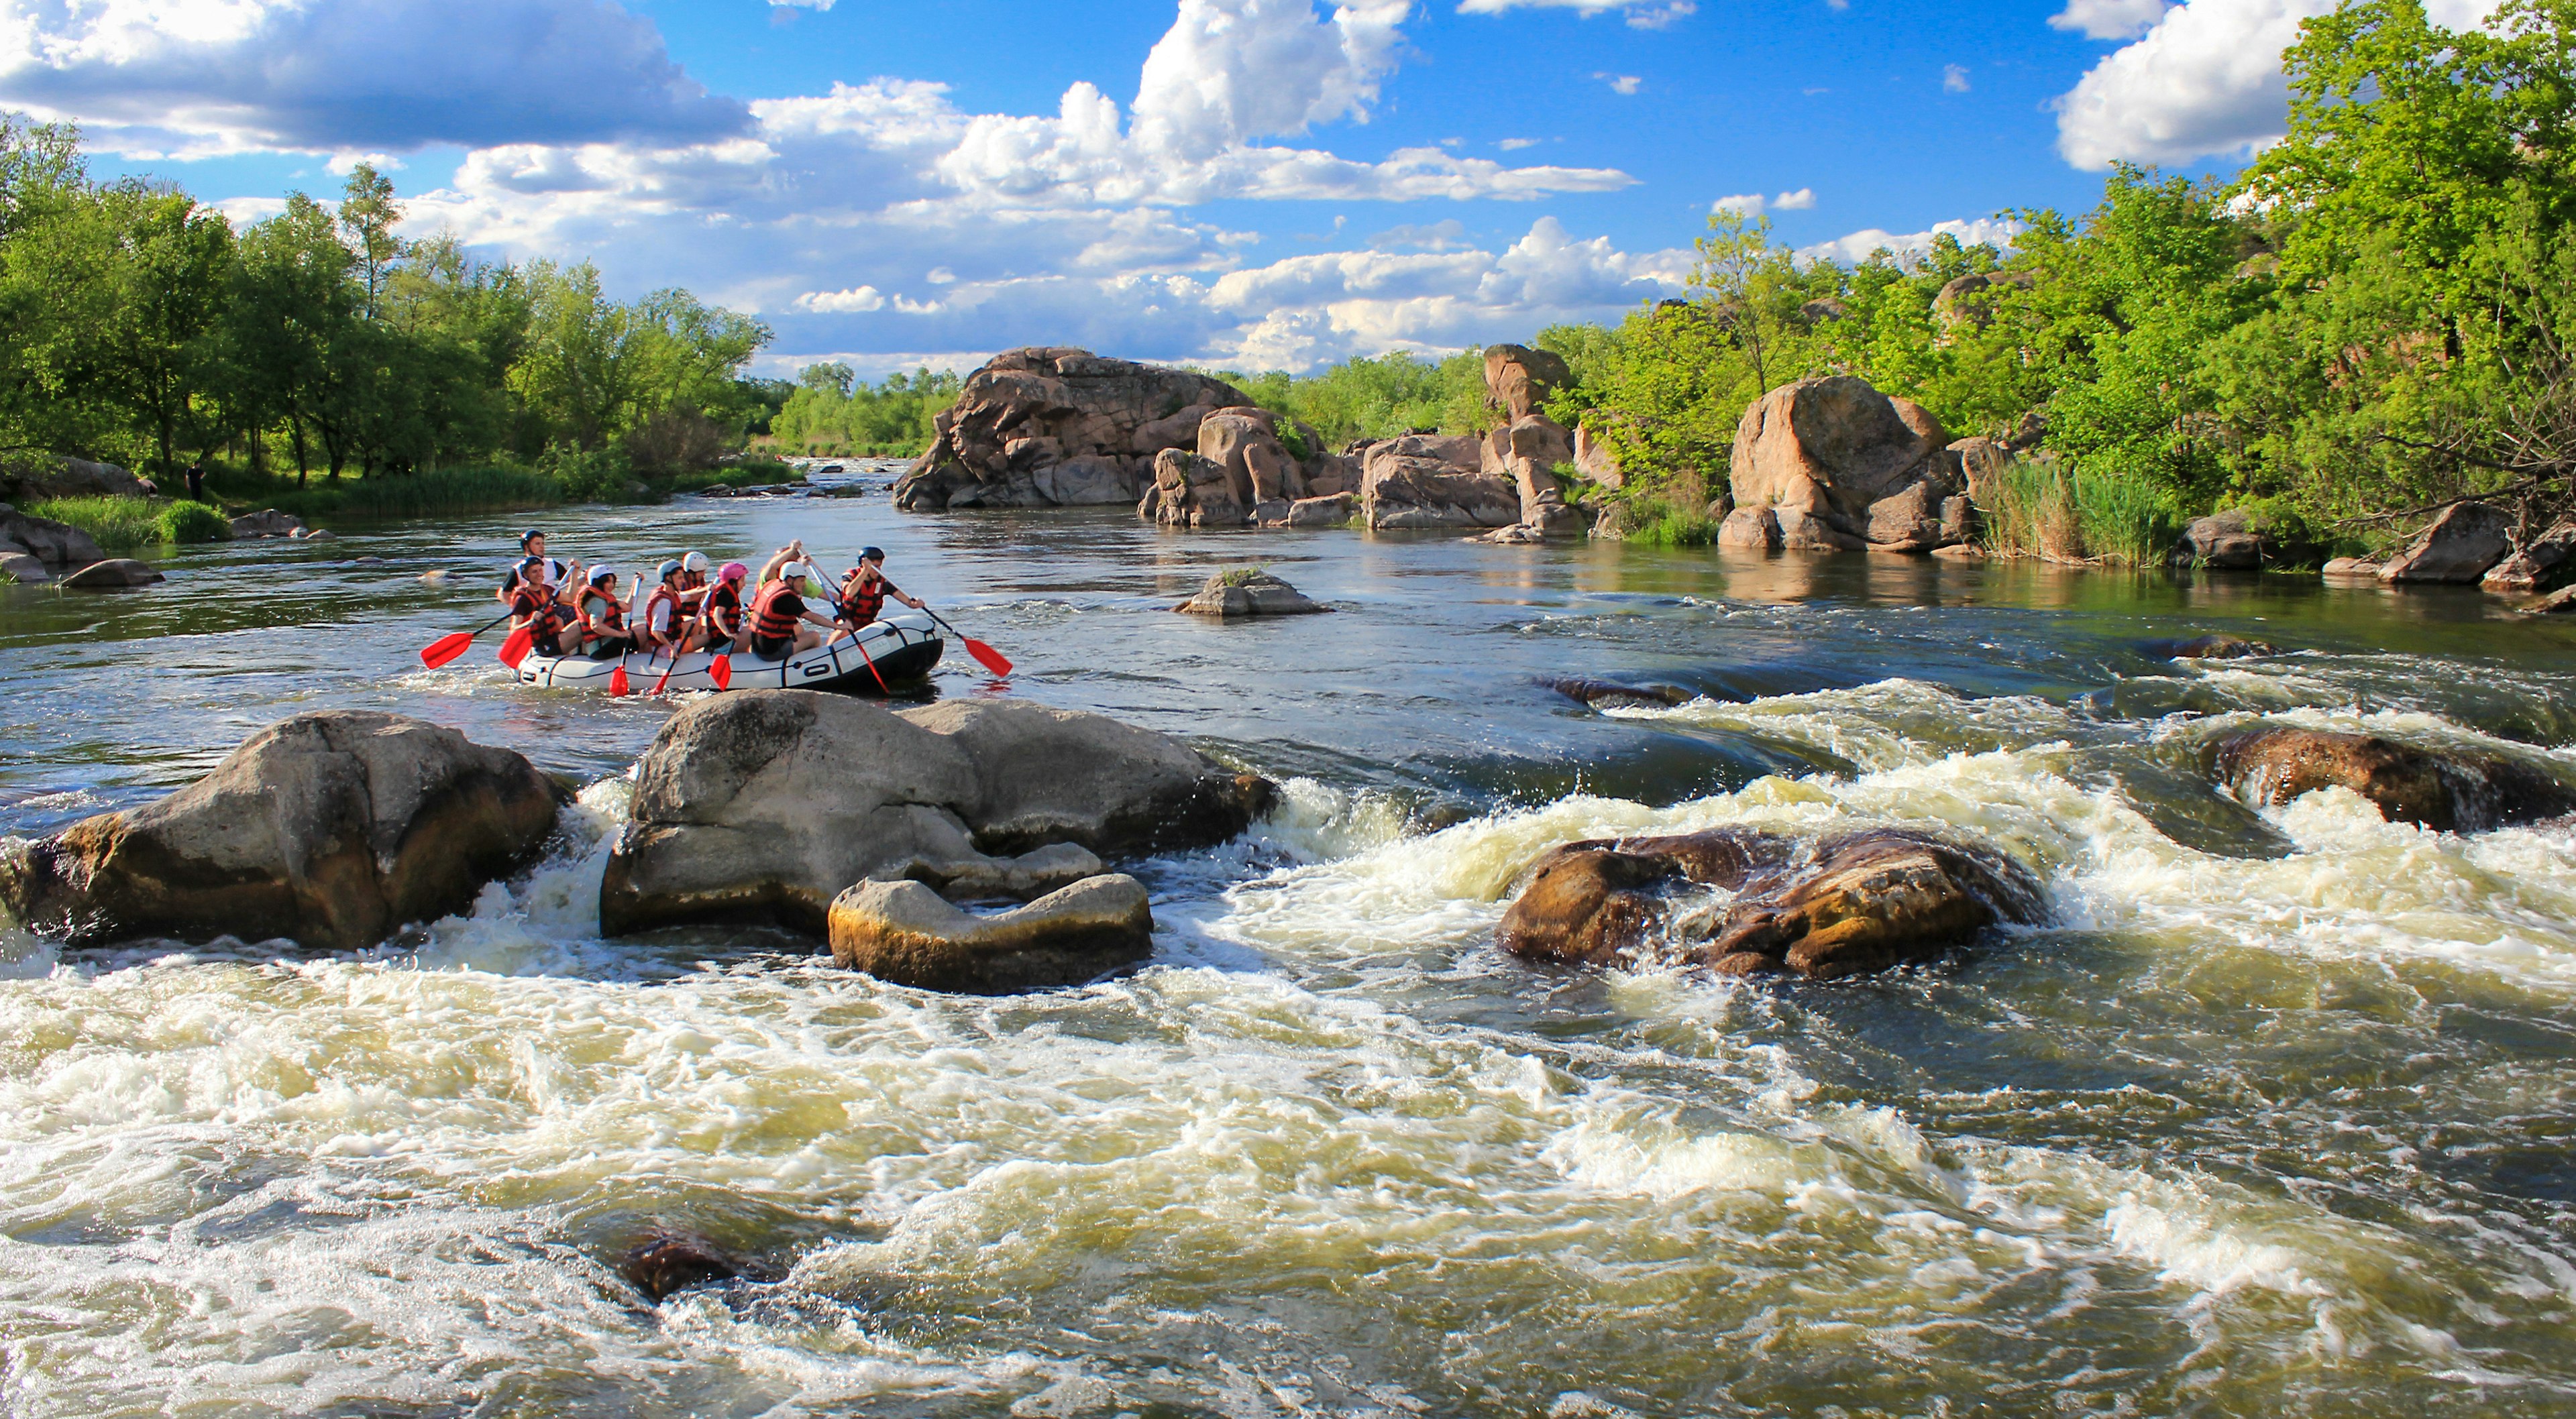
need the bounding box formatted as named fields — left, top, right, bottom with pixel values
left=796, top=286, right=887, bottom=313
left=2048, top=0, right=2170, bottom=40
left=1459, top=0, right=1696, bottom=25
left=0, top=0, right=748, bottom=158
left=1797, top=216, right=2024, bottom=266
left=2053, top=0, right=2498, bottom=168
left=1497, top=137, right=1541, bottom=150
left=1595, top=72, right=1644, bottom=95
left=1712, top=188, right=1815, bottom=216
left=1131, top=0, right=1409, bottom=160
left=1942, top=64, right=1971, bottom=94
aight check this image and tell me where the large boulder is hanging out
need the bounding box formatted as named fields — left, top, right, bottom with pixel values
left=1360, top=435, right=1519, bottom=530
left=0, top=502, right=107, bottom=566
left=60, top=558, right=163, bottom=589
left=1497, top=827, right=2043, bottom=980
left=828, top=873, right=1153, bottom=992
left=1485, top=345, right=1572, bottom=420
left=2213, top=724, right=2574, bottom=832
left=1198, top=407, right=1305, bottom=507
left=598, top=692, right=1273, bottom=935
left=1173, top=568, right=1326, bottom=617
left=1729, top=376, right=1961, bottom=552
left=1138, top=447, right=1248, bottom=529
left=894, top=349, right=1248, bottom=511
left=2380, top=502, right=2514, bottom=584
left=0, top=712, right=566, bottom=952
left=1482, top=416, right=1585, bottom=537
left=0, top=453, right=154, bottom=502
left=1572, top=420, right=1625, bottom=490
left=2481, top=520, right=2576, bottom=593
left=2169, top=509, right=2273, bottom=571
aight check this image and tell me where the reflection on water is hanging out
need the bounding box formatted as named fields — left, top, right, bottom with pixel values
left=5, top=486, right=2576, bottom=1416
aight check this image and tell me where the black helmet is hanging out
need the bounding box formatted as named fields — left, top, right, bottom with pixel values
left=859, top=547, right=885, bottom=563
left=519, top=528, right=543, bottom=548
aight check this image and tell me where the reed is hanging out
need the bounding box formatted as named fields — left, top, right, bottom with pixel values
left=1977, top=458, right=2178, bottom=565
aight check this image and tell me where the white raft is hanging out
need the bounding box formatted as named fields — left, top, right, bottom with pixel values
left=513, top=610, right=944, bottom=694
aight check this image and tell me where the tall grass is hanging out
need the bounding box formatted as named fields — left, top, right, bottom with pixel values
left=1978, top=458, right=2179, bottom=565
left=1629, top=497, right=1719, bottom=547
left=25, top=496, right=166, bottom=550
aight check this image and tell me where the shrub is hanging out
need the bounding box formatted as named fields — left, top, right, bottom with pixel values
left=1978, top=457, right=2178, bottom=565
left=535, top=444, right=636, bottom=504
left=25, top=496, right=163, bottom=550
left=156, top=500, right=231, bottom=544
left=1215, top=565, right=1269, bottom=586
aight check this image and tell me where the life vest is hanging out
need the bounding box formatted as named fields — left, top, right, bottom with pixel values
left=579, top=587, right=625, bottom=633
left=750, top=581, right=804, bottom=642
left=701, top=581, right=742, bottom=636
left=641, top=583, right=683, bottom=641
left=840, top=573, right=889, bottom=626
left=511, top=583, right=565, bottom=640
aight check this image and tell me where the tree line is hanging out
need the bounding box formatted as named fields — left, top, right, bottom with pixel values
left=0, top=116, right=776, bottom=494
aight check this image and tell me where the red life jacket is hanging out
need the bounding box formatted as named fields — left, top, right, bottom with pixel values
left=839, top=574, right=888, bottom=625
left=579, top=586, right=625, bottom=632
left=701, top=581, right=742, bottom=636
left=750, top=581, right=804, bottom=642
left=641, top=583, right=682, bottom=642
left=512, top=583, right=565, bottom=640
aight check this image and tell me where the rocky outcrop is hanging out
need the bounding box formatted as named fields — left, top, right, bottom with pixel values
left=1138, top=405, right=1351, bottom=528
left=1572, top=421, right=1625, bottom=490
left=2482, top=520, right=2576, bottom=593
left=60, top=558, right=163, bottom=589
left=229, top=509, right=305, bottom=539
left=1483, top=416, right=1585, bottom=536
left=2169, top=510, right=2274, bottom=571
left=1496, top=827, right=2043, bottom=980
left=1484, top=345, right=1571, bottom=420
left=0, top=502, right=107, bottom=567
left=1282, top=493, right=1354, bottom=528
left=1174, top=569, right=1326, bottom=617
left=828, top=873, right=1152, bottom=992
left=2214, top=724, right=2575, bottom=832
left=0, top=712, right=566, bottom=952
left=0, top=453, right=154, bottom=502
left=2323, top=557, right=2381, bottom=577
left=1359, top=435, right=1519, bottom=530
left=2379, top=502, right=2514, bottom=584
left=900, top=348, right=1348, bottom=513
left=598, top=692, right=1273, bottom=935
left=1138, top=447, right=1246, bottom=529
left=1727, top=376, right=1965, bottom=553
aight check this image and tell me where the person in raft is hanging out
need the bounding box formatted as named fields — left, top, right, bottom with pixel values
left=837, top=547, right=924, bottom=632
left=690, top=560, right=750, bottom=651
left=741, top=553, right=840, bottom=661
left=677, top=551, right=711, bottom=614
left=496, top=528, right=571, bottom=604
left=636, top=560, right=695, bottom=657
left=574, top=567, right=632, bottom=658
left=505, top=555, right=578, bottom=656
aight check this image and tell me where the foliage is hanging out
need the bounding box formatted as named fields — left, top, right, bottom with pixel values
left=1974, top=459, right=2181, bottom=565
left=766, top=365, right=961, bottom=455
left=1214, top=565, right=1270, bottom=586
left=1624, top=498, right=1721, bottom=548
left=156, top=499, right=229, bottom=543
left=663, top=457, right=803, bottom=494
left=1229, top=349, right=1491, bottom=447
left=25, top=496, right=164, bottom=549
left=231, top=464, right=568, bottom=524
left=0, top=117, right=771, bottom=502
left=533, top=443, right=635, bottom=504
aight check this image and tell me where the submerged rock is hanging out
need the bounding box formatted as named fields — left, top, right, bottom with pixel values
left=2212, top=724, right=2575, bottom=832
left=60, top=558, right=164, bottom=588
left=1538, top=677, right=1694, bottom=710
left=621, top=1231, right=742, bottom=1301
left=1174, top=569, right=1326, bottom=617
left=2141, top=633, right=2282, bottom=661
left=0, top=711, right=566, bottom=951
left=598, top=692, right=1273, bottom=936
left=828, top=872, right=1152, bottom=992
left=1496, top=827, right=2043, bottom=980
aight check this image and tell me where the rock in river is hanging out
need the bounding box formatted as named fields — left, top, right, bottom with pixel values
left=1174, top=569, right=1325, bottom=618
left=2213, top=724, right=2575, bottom=832
left=2379, top=502, right=2514, bottom=584
left=828, top=872, right=1154, bottom=992
left=0, top=711, right=566, bottom=951
left=598, top=692, right=1273, bottom=936
left=1725, top=376, right=1965, bottom=553
left=59, top=558, right=164, bottom=589
left=1497, top=827, right=2043, bottom=980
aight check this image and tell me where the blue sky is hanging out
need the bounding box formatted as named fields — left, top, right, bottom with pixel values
left=1, top=0, right=2487, bottom=376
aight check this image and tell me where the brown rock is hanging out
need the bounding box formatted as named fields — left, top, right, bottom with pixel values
left=2169, top=510, right=2273, bottom=571
left=622, top=1232, right=742, bottom=1300
left=1199, top=407, right=1301, bottom=506
left=1138, top=447, right=1246, bottom=529
left=2322, top=556, right=2381, bottom=577
left=2143, top=633, right=2281, bottom=660
left=1717, top=505, right=1781, bottom=551
left=1283, top=493, right=1354, bottom=528
left=2213, top=724, right=2574, bottom=832
left=0, top=503, right=106, bottom=565
left=1731, top=376, right=1954, bottom=551
left=0, top=711, right=566, bottom=951
left=229, top=508, right=305, bottom=539
left=1483, top=416, right=1584, bottom=536
left=1484, top=344, right=1572, bottom=420
left=1948, top=436, right=2008, bottom=508
left=2530, top=583, right=2576, bottom=614
left=2380, top=502, right=2514, bottom=584
left=60, top=558, right=164, bottom=589
left=1361, top=435, right=1519, bottom=530
left=1572, top=420, right=1625, bottom=490
left=896, top=348, right=1245, bottom=510
left=1174, top=569, right=1327, bottom=617
left=828, top=872, right=1152, bottom=992
left=1497, top=830, right=1784, bottom=966
left=2481, top=520, right=2576, bottom=593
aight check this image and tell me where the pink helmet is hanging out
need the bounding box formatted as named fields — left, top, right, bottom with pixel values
left=718, top=561, right=749, bottom=583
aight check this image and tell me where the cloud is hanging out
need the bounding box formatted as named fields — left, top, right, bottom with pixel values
left=2047, top=0, right=2170, bottom=40
left=1458, top=0, right=1696, bottom=25
left=1367, top=219, right=1472, bottom=250
left=1711, top=188, right=1815, bottom=216
left=1797, top=216, right=2024, bottom=266
left=795, top=286, right=887, bottom=313
left=1497, top=137, right=1540, bottom=150
left=2053, top=0, right=2498, bottom=168
left=1130, top=0, right=1409, bottom=161
left=0, top=0, right=749, bottom=158
left=1595, top=72, right=1644, bottom=95
left=1942, top=64, right=1971, bottom=94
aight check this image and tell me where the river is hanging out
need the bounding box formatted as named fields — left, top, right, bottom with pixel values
left=5, top=466, right=2575, bottom=1416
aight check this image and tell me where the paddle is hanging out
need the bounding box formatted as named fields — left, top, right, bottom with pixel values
left=420, top=610, right=513, bottom=669
left=609, top=662, right=630, bottom=697
left=922, top=608, right=1013, bottom=676
left=497, top=624, right=536, bottom=668
left=650, top=587, right=721, bottom=696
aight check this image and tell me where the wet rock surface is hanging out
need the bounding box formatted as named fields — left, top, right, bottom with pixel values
left=828, top=872, right=1153, bottom=992
left=1174, top=569, right=1326, bottom=617
left=1497, top=827, right=2044, bottom=980
left=1360, top=434, right=1519, bottom=530
left=60, top=558, right=164, bottom=589
left=621, top=1231, right=745, bottom=1301
left=229, top=508, right=305, bottom=539
left=0, top=711, right=566, bottom=952
left=1538, top=677, right=1695, bottom=710
left=599, top=692, right=1273, bottom=935
left=2213, top=724, right=2575, bottom=832
left=0, top=502, right=107, bottom=567
left=2142, top=633, right=2282, bottom=661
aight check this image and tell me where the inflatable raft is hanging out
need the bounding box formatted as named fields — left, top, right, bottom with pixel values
left=513, top=611, right=943, bottom=693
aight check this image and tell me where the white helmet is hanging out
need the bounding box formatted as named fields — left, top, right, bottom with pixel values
left=777, top=561, right=808, bottom=581
left=682, top=551, right=709, bottom=573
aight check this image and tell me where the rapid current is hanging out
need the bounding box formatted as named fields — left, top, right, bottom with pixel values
left=5, top=463, right=2576, bottom=1416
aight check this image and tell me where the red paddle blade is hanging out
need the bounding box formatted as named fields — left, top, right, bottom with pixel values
left=498, top=626, right=535, bottom=667
left=609, top=663, right=630, bottom=696
left=963, top=637, right=1012, bottom=676
left=708, top=655, right=733, bottom=689
left=420, top=631, right=472, bottom=669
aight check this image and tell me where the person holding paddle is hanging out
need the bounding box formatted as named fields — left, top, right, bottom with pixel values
left=504, top=555, right=577, bottom=657
left=835, top=547, right=924, bottom=632
left=741, top=560, right=837, bottom=661
left=574, top=567, right=633, bottom=658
